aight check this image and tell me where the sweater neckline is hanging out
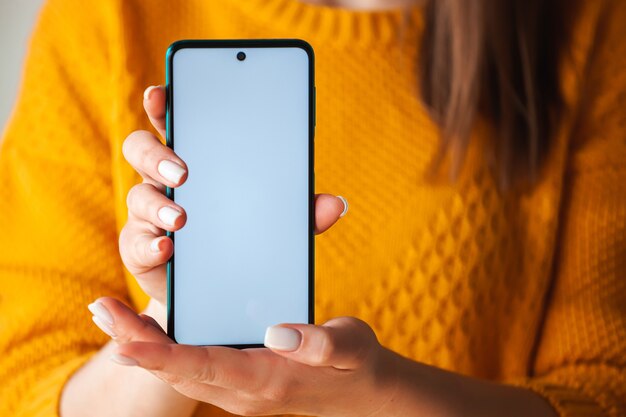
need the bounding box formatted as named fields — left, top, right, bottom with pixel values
left=230, top=0, right=424, bottom=45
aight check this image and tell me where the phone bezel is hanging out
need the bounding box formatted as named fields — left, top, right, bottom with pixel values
left=165, top=39, right=315, bottom=348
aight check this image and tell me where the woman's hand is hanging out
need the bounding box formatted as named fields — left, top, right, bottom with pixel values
left=89, top=298, right=398, bottom=417
left=119, top=86, right=348, bottom=318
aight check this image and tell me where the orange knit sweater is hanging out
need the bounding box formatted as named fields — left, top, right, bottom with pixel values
left=1, top=0, right=625, bottom=416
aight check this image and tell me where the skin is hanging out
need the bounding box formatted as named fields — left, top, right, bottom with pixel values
left=302, top=0, right=419, bottom=10
left=61, top=1, right=560, bottom=416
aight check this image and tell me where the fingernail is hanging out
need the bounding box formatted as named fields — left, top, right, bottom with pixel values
left=337, top=195, right=349, bottom=217
left=144, top=85, right=158, bottom=101
left=88, top=301, right=114, bottom=326
left=264, top=326, right=302, bottom=351
left=158, top=160, right=186, bottom=184
left=158, top=206, right=182, bottom=227
left=92, top=315, right=117, bottom=338
left=110, top=353, right=139, bottom=366
left=150, top=238, right=162, bottom=253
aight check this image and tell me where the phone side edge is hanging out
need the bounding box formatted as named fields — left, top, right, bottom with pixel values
left=306, top=41, right=316, bottom=328
left=165, top=41, right=178, bottom=343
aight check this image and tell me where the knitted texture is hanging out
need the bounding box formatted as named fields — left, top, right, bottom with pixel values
left=0, top=0, right=624, bottom=416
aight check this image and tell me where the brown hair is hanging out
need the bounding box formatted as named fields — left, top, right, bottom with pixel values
left=419, top=0, right=578, bottom=188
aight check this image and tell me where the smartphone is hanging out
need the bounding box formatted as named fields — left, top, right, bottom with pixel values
left=165, top=39, right=315, bottom=347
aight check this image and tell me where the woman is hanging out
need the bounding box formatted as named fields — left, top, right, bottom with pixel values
left=0, top=0, right=624, bottom=415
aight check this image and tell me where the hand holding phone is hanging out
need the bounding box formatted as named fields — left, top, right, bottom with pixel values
left=119, top=41, right=347, bottom=347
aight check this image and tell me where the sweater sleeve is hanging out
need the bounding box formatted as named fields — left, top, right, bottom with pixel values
left=510, top=2, right=626, bottom=416
left=0, top=0, right=128, bottom=415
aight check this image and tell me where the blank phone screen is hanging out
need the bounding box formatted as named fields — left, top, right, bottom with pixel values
left=168, top=42, right=313, bottom=346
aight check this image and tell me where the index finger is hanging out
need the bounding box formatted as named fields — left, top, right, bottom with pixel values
left=122, top=130, right=188, bottom=188
left=89, top=297, right=172, bottom=345
left=114, top=342, right=262, bottom=390
left=144, top=85, right=166, bottom=138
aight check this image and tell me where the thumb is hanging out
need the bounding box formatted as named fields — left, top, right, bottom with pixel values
left=264, top=317, right=379, bottom=370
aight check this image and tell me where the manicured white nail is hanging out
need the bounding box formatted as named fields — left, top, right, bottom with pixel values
left=144, top=85, right=158, bottom=101
left=264, top=326, right=302, bottom=351
left=88, top=302, right=114, bottom=326
left=110, top=354, right=138, bottom=366
left=158, top=160, right=186, bottom=184
left=150, top=238, right=161, bottom=252
left=158, top=206, right=181, bottom=227
left=337, top=195, right=349, bottom=217
left=92, top=315, right=117, bottom=338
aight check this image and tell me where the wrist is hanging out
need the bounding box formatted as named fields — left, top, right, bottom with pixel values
left=365, top=348, right=402, bottom=417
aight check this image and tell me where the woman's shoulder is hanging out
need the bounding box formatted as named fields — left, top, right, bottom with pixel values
left=564, top=0, right=626, bottom=167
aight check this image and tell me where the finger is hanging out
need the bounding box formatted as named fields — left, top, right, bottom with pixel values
left=138, top=313, right=162, bottom=330
left=314, top=194, right=348, bottom=234
left=127, top=183, right=187, bottom=231
left=264, top=317, right=378, bottom=370
left=119, top=223, right=173, bottom=276
left=87, top=297, right=171, bottom=344
left=143, top=85, right=166, bottom=138
left=122, top=130, right=188, bottom=188
left=112, top=342, right=258, bottom=390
